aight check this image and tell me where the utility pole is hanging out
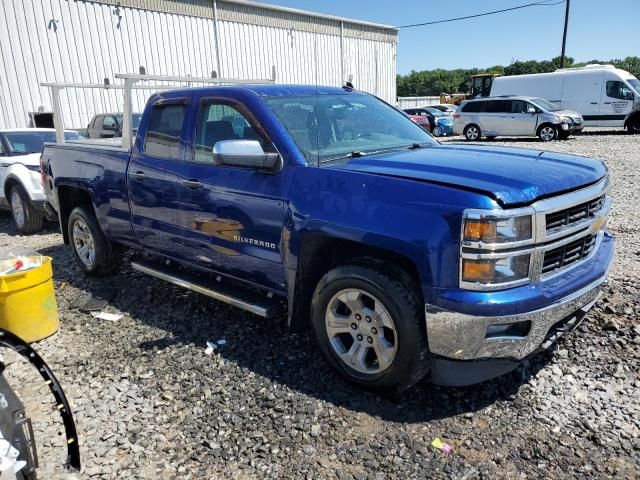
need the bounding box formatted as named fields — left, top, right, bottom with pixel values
left=560, top=0, right=570, bottom=68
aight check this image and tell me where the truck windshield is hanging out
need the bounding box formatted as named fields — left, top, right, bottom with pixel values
left=3, top=131, right=84, bottom=155
left=628, top=78, right=640, bottom=95
left=266, top=94, right=436, bottom=165
left=115, top=114, right=142, bottom=129
left=530, top=98, right=562, bottom=112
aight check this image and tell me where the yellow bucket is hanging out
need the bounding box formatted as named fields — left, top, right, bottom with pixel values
left=0, top=257, right=59, bottom=343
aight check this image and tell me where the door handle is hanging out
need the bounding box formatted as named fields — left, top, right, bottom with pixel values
left=590, top=102, right=598, bottom=105
left=130, top=171, right=146, bottom=179
left=603, top=102, right=612, bottom=105
left=181, top=179, right=203, bottom=190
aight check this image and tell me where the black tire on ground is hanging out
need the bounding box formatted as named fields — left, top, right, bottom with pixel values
left=537, top=124, right=557, bottom=141
left=464, top=124, right=481, bottom=141
left=627, top=115, right=640, bottom=134
left=9, top=184, right=43, bottom=234
left=310, top=263, right=430, bottom=392
left=67, top=205, right=121, bottom=275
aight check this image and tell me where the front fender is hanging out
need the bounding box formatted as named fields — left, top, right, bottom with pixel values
left=3, top=164, right=45, bottom=202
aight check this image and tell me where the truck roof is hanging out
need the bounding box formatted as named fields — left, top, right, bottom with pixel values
left=162, top=84, right=360, bottom=98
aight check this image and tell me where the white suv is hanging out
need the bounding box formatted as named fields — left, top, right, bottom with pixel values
left=0, top=128, right=83, bottom=233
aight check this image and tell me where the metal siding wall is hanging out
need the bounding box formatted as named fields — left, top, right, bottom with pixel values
left=396, top=97, right=442, bottom=109
left=0, top=0, right=397, bottom=128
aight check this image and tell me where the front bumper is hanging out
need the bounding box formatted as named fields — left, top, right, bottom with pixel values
left=559, top=122, right=584, bottom=134
left=426, top=231, right=614, bottom=385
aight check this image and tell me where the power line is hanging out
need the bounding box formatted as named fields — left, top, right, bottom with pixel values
left=395, top=0, right=565, bottom=29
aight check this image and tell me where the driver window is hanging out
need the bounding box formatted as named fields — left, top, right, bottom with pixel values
left=606, top=81, right=632, bottom=100
left=194, top=102, right=269, bottom=163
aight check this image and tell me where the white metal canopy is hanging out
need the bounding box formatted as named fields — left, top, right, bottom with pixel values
left=40, top=67, right=277, bottom=148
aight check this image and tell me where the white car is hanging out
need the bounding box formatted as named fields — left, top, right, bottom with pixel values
left=0, top=128, right=83, bottom=233
left=431, top=104, right=458, bottom=115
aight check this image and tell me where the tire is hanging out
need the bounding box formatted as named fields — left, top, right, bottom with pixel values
left=537, top=124, right=557, bottom=142
left=310, top=263, right=430, bottom=392
left=628, top=115, right=640, bottom=134
left=464, top=124, right=481, bottom=141
left=67, top=206, right=120, bottom=275
left=432, top=126, right=443, bottom=137
left=9, top=184, right=43, bottom=234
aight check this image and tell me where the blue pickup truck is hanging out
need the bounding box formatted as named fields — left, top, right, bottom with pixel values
left=41, top=84, right=614, bottom=391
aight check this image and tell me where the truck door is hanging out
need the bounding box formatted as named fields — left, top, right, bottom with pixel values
left=178, top=97, right=286, bottom=291
left=127, top=98, right=190, bottom=258
left=599, top=74, right=635, bottom=127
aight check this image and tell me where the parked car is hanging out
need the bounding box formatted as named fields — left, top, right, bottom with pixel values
left=0, top=128, right=82, bottom=233
left=431, top=104, right=458, bottom=115
left=404, top=107, right=453, bottom=137
left=407, top=114, right=430, bottom=131
left=86, top=112, right=143, bottom=139
left=42, top=84, right=613, bottom=392
left=453, top=96, right=584, bottom=141
left=490, top=64, right=640, bottom=132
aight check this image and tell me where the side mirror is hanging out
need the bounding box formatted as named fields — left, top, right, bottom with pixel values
left=527, top=107, right=537, bottom=114
left=103, top=124, right=117, bottom=131
left=212, top=140, right=280, bottom=170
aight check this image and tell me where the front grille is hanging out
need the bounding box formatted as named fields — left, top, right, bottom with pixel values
left=542, top=234, right=597, bottom=274
left=545, top=195, right=605, bottom=232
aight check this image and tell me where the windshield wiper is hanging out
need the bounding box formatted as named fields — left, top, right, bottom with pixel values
left=321, top=144, right=433, bottom=164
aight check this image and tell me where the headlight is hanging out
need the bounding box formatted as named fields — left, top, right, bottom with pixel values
left=462, top=254, right=531, bottom=285
left=462, top=215, right=532, bottom=245
left=560, top=116, right=572, bottom=123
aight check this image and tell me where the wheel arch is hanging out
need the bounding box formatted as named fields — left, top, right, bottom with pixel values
left=286, top=232, right=426, bottom=333
left=56, top=185, right=96, bottom=244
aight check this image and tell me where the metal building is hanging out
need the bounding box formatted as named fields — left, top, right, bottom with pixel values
left=0, top=0, right=398, bottom=129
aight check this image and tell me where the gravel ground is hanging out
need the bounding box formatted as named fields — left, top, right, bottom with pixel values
left=1, top=129, right=639, bottom=479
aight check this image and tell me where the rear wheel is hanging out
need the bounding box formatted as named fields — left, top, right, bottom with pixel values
left=628, top=115, right=640, bottom=133
left=432, top=126, right=443, bottom=137
left=9, top=184, right=43, bottom=234
left=311, top=263, right=430, bottom=392
left=537, top=124, right=557, bottom=141
left=464, top=124, right=481, bottom=141
left=68, top=206, right=120, bottom=275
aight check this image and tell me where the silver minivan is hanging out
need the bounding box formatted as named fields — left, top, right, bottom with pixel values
left=453, top=96, right=584, bottom=141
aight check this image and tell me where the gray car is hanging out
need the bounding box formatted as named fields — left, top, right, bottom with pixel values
left=453, top=96, right=584, bottom=141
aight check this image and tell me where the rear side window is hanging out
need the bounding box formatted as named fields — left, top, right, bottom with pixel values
left=461, top=101, right=484, bottom=113
left=144, top=104, right=186, bottom=158
left=485, top=100, right=510, bottom=113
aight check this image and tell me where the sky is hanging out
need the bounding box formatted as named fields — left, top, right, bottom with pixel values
left=260, top=0, right=639, bottom=74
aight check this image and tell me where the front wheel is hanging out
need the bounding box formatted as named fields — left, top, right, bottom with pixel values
left=9, top=184, right=43, bottom=234
left=537, top=124, right=557, bottom=142
left=464, top=124, right=481, bottom=141
left=68, top=206, right=120, bottom=275
left=310, top=263, right=430, bottom=392
left=432, top=126, right=443, bottom=137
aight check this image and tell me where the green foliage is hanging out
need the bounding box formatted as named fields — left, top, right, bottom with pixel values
left=397, top=56, right=640, bottom=97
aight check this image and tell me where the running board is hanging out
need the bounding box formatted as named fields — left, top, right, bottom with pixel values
left=131, top=260, right=275, bottom=318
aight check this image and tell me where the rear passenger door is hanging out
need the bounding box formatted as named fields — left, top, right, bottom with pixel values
left=128, top=98, right=190, bottom=258
left=178, top=97, right=286, bottom=291
left=481, top=100, right=509, bottom=135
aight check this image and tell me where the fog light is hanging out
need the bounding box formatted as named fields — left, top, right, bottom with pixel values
left=485, top=320, right=531, bottom=339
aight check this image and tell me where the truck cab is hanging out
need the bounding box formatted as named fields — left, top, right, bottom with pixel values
left=41, top=80, right=614, bottom=392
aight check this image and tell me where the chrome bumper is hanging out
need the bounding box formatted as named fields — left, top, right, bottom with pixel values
left=425, top=277, right=605, bottom=361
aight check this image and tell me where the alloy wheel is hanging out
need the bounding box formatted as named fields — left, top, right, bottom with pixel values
left=10, top=190, right=25, bottom=229
left=72, top=219, right=96, bottom=267
left=325, top=288, right=398, bottom=374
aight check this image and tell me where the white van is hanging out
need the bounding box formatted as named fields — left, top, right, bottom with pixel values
left=490, top=65, right=640, bottom=131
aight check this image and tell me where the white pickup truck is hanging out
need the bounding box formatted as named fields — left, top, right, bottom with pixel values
left=0, top=128, right=82, bottom=233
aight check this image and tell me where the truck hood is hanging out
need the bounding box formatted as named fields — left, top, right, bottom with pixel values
left=0, top=152, right=40, bottom=168
left=332, top=144, right=606, bottom=207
